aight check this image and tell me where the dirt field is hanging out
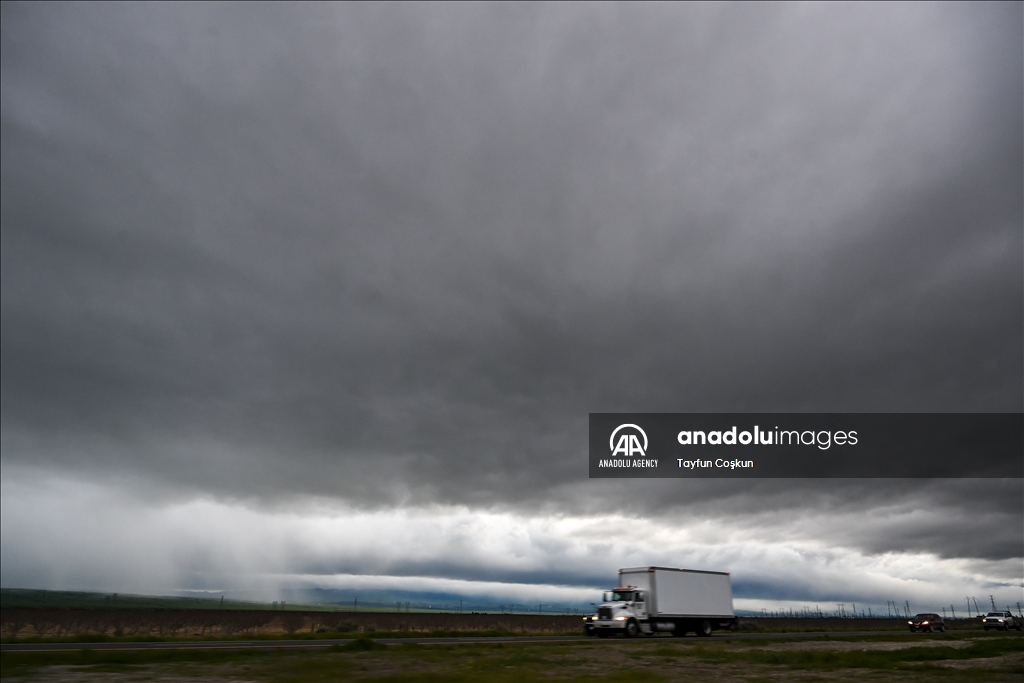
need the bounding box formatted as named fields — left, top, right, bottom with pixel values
left=1, top=608, right=586, bottom=638
left=2, top=607, right=981, bottom=640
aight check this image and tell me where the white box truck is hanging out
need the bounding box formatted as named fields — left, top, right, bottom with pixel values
left=584, top=566, right=736, bottom=638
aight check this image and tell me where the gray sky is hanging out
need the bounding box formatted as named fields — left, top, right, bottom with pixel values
left=2, top=2, right=1021, bottom=611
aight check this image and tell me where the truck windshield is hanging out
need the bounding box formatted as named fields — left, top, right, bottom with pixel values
left=611, top=591, right=634, bottom=602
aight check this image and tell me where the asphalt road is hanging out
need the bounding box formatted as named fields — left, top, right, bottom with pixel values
left=0, top=630, right=952, bottom=653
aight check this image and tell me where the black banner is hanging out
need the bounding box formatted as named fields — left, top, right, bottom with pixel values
left=589, top=413, right=1022, bottom=478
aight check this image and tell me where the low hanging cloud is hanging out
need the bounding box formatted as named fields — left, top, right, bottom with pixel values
left=2, top=472, right=1020, bottom=610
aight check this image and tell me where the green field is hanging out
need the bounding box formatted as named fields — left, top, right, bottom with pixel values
left=3, top=632, right=1022, bottom=682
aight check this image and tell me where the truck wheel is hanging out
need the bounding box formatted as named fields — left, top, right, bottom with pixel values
left=938, top=625, right=945, bottom=633
left=625, top=620, right=639, bottom=638
left=697, top=620, right=712, bottom=637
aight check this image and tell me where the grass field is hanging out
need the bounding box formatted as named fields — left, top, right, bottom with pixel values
left=3, top=631, right=1021, bottom=682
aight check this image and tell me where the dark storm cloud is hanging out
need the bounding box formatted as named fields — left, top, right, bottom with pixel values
left=2, top=2, right=1021, bottom=564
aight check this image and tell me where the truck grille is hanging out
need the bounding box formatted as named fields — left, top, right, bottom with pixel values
left=598, top=607, right=613, bottom=620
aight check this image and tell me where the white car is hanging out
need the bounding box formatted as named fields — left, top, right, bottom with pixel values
left=982, top=611, right=1021, bottom=631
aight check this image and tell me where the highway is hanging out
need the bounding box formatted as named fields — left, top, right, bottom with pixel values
left=0, top=630, right=944, bottom=653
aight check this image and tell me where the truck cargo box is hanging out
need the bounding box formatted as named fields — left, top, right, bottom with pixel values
left=619, top=566, right=734, bottom=618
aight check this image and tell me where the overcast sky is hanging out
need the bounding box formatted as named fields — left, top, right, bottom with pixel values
left=2, top=2, right=1021, bottom=612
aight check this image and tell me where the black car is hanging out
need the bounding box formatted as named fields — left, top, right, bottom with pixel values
left=908, top=613, right=944, bottom=632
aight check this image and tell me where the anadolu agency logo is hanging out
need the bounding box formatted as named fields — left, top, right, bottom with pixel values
left=610, top=423, right=647, bottom=456
left=600, top=424, right=658, bottom=469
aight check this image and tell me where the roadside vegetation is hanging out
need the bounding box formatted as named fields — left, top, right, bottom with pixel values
left=2, top=631, right=1021, bottom=682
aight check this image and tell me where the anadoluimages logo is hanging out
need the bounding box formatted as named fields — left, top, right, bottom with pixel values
left=610, top=424, right=647, bottom=457
left=591, top=413, right=1023, bottom=478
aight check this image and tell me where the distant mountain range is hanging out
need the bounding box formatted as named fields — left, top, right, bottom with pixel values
left=0, top=587, right=592, bottom=615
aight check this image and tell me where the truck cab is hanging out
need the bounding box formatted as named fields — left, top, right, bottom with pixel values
left=588, top=586, right=648, bottom=638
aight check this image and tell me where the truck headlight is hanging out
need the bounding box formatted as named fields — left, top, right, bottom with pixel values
left=614, top=616, right=626, bottom=621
